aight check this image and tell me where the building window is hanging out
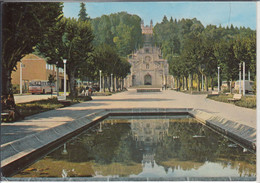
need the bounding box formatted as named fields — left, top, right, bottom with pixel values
left=145, top=48, right=149, bottom=53
left=145, top=56, right=151, bottom=62
left=146, top=64, right=149, bottom=69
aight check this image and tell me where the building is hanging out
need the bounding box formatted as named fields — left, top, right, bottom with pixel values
left=125, top=20, right=169, bottom=88
left=11, top=54, right=67, bottom=93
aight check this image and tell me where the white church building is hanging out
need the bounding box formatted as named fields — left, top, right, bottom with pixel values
left=125, top=20, right=170, bottom=88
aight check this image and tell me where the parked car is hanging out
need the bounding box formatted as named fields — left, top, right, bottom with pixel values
left=234, top=80, right=253, bottom=93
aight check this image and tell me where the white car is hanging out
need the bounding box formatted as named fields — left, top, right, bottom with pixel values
left=234, top=80, right=254, bottom=93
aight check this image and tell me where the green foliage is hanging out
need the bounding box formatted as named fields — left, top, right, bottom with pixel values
left=92, top=44, right=131, bottom=79
left=48, top=74, right=56, bottom=85
left=154, top=16, right=256, bottom=91
left=207, top=94, right=256, bottom=109
left=2, top=2, right=63, bottom=96
left=36, top=17, right=94, bottom=98
left=78, top=2, right=89, bottom=22
left=16, top=98, right=66, bottom=117
left=91, top=12, right=143, bottom=56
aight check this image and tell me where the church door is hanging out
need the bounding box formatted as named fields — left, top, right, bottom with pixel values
left=144, top=74, right=152, bottom=85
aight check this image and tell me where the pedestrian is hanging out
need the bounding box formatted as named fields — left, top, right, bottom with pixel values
left=85, top=86, right=89, bottom=96
left=88, top=88, right=92, bottom=97
left=6, top=94, right=24, bottom=120
left=1, top=95, right=15, bottom=121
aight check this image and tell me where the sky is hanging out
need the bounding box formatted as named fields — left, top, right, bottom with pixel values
left=63, top=2, right=256, bottom=30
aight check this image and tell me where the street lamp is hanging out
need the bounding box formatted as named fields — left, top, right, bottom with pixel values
left=217, top=66, right=220, bottom=93
left=243, top=62, right=245, bottom=95
left=111, top=73, right=113, bottom=92
left=239, top=63, right=241, bottom=94
left=20, top=62, right=25, bottom=95
left=61, top=143, right=68, bottom=155
left=56, top=61, right=59, bottom=96
left=99, top=70, right=102, bottom=93
left=63, top=59, right=67, bottom=100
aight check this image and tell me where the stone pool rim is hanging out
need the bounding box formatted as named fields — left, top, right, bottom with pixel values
left=1, top=108, right=256, bottom=178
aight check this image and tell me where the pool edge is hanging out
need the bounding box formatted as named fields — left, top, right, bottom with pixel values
left=1, top=108, right=256, bottom=177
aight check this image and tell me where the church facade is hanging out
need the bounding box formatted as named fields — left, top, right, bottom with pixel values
left=126, top=20, right=169, bottom=88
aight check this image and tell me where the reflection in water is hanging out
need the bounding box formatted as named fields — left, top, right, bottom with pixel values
left=13, top=115, right=256, bottom=178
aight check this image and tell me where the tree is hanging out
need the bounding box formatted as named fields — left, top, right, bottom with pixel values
left=48, top=74, right=56, bottom=97
left=78, top=2, right=89, bottom=22
left=2, top=2, right=63, bottom=96
left=36, top=18, right=94, bottom=98
left=91, top=12, right=143, bottom=56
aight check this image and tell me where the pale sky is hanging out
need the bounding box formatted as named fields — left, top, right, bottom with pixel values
left=63, top=2, right=256, bottom=29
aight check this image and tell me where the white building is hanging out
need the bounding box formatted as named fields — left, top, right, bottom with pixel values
left=126, top=20, right=169, bottom=88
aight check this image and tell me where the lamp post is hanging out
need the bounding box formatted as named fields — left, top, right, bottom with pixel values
left=217, top=66, right=220, bottom=93
left=111, top=73, right=113, bottom=92
left=99, top=70, right=102, bottom=93
left=20, top=63, right=25, bottom=95
left=63, top=59, right=67, bottom=100
left=56, top=61, right=59, bottom=96
left=239, top=63, right=241, bottom=94
left=243, top=61, right=245, bottom=95
left=61, top=143, right=68, bottom=155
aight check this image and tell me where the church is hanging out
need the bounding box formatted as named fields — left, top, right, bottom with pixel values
left=126, top=20, right=169, bottom=88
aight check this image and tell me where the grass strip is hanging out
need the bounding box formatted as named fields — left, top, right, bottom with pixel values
left=207, top=94, right=256, bottom=109
left=16, top=96, right=92, bottom=118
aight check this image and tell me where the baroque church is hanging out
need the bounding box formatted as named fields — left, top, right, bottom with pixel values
left=126, top=20, right=169, bottom=88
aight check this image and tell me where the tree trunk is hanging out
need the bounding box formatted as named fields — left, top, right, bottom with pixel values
left=107, top=76, right=112, bottom=92
left=103, top=76, right=105, bottom=92
left=211, top=76, right=214, bottom=91
left=122, top=78, right=125, bottom=90
left=177, top=78, right=179, bottom=90
left=2, top=69, right=13, bottom=96
left=205, top=75, right=208, bottom=91
left=68, top=68, right=76, bottom=98
left=112, top=75, right=115, bottom=92
left=185, top=77, right=188, bottom=90
left=230, top=79, right=232, bottom=94
left=197, top=74, right=200, bottom=91
left=191, top=74, right=193, bottom=89
left=104, top=76, right=108, bottom=92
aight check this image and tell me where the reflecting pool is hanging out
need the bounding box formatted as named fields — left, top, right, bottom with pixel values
left=13, top=115, right=256, bottom=178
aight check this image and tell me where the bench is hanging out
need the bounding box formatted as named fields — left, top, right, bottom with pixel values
left=207, top=91, right=219, bottom=97
left=228, top=94, right=242, bottom=102
left=211, top=91, right=219, bottom=95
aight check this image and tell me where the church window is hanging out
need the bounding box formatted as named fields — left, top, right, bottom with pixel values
left=145, top=48, right=149, bottom=53
left=145, top=56, right=151, bottom=62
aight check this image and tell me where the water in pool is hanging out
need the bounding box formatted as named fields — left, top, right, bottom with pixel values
left=13, top=115, right=256, bottom=178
